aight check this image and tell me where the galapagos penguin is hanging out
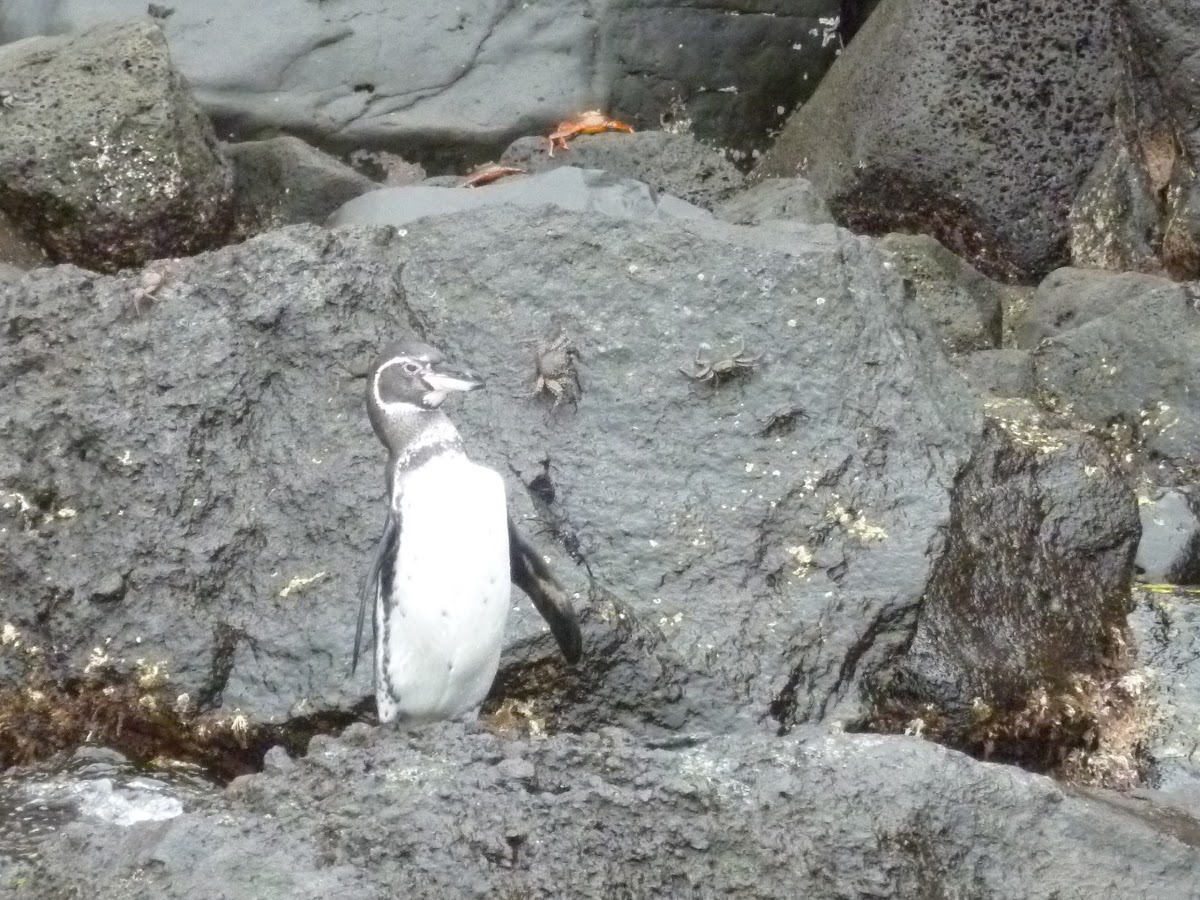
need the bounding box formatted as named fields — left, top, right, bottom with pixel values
left=353, top=340, right=583, bottom=724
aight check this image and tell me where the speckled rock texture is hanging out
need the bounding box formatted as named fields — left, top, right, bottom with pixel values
left=0, top=20, right=233, bottom=271
left=1129, top=588, right=1200, bottom=813
left=499, top=131, right=746, bottom=211
left=0, top=0, right=842, bottom=166
left=224, top=136, right=378, bottom=237
left=1022, top=267, right=1200, bottom=471
left=713, top=176, right=835, bottom=227
left=1, top=204, right=982, bottom=731
left=887, top=412, right=1138, bottom=715
left=877, top=232, right=1004, bottom=354
left=1072, top=1, right=1200, bottom=280
left=8, top=725, right=1200, bottom=899
left=1136, top=491, right=1200, bottom=585
left=754, top=0, right=1122, bottom=282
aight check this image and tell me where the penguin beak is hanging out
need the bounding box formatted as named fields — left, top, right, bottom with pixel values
left=420, top=365, right=483, bottom=407
left=421, top=367, right=483, bottom=394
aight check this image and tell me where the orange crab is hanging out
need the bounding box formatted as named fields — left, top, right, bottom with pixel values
left=547, top=110, right=634, bottom=156
left=460, top=163, right=525, bottom=187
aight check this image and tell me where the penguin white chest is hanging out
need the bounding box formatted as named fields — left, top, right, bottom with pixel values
left=377, top=454, right=510, bottom=723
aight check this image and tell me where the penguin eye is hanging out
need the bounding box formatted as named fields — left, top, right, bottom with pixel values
left=401, top=361, right=422, bottom=375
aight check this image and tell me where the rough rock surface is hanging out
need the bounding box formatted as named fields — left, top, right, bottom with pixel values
left=1071, top=1, right=1200, bottom=280
left=329, top=166, right=714, bottom=229
left=224, top=137, right=378, bottom=237
left=754, top=0, right=1121, bottom=281
left=1, top=202, right=981, bottom=731
left=1136, top=491, right=1200, bottom=584
left=713, top=176, right=834, bottom=227
left=887, top=408, right=1139, bottom=717
left=499, top=131, right=745, bottom=211
left=1026, top=269, right=1200, bottom=469
left=8, top=724, right=1200, bottom=899
left=0, top=1, right=842, bottom=165
left=0, top=21, right=233, bottom=271
left=1017, top=266, right=1184, bottom=348
left=1129, top=587, right=1200, bottom=812
left=954, top=349, right=1036, bottom=400
left=877, top=233, right=1004, bottom=354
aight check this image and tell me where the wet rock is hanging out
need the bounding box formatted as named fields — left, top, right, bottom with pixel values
left=329, top=166, right=714, bottom=228
left=1136, top=491, right=1200, bottom=585
left=713, top=176, right=834, bottom=227
left=0, top=21, right=233, bottom=271
left=0, top=2, right=842, bottom=165
left=1, top=208, right=979, bottom=735
left=499, top=131, right=745, bottom=210
left=878, top=233, right=1004, bottom=354
left=224, top=137, right=377, bottom=236
left=954, top=349, right=1035, bottom=400
left=754, top=0, right=1121, bottom=281
left=1018, top=267, right=1183, bottom=348
left=1070, top=2, right=1200, bottom=280
left=9, top=724, right=1200, bottom=899
left=1028, top=269, right=1200, bottom=469
left=878, top=403, right=1139, bottom=758
left=1129, top=587, right=1200, bottom=812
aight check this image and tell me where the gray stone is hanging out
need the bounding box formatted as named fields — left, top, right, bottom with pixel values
left=0, top=21, right=233, bottom=271
left=1019, top=266, right=1182, bottom=349
left=1137, top=491, right=1200, bottom=585
left=953, top=349, right=1035, bottom=399
left=1029, top=272, right=1200, bottom=468
left=499, top=131, right=745, bottom=211
left=878, top=232, right=1004, bottom=354
left=224, top=137, right=377, bottom=237
left=713, top=176, right=834, bottom=227
left=9, top=725, right=1200, bottom=899
left=328, top=166, right=714, bottom=228
left=0, top=211, right=980, bottom=733
left=1129, top=588, right=1200, bottom=813
left=754, top=0, right=1121, bottom=281
left=885, top=404, right=1138, bottom=723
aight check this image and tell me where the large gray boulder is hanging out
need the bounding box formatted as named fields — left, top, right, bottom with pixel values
left=0, top=21, right=233, bottom=271
left=1, top=201, right=980, bottom=732
left=754, top=0, right=1121, bottom=281
left=8, top=724, right=1200, bottom=899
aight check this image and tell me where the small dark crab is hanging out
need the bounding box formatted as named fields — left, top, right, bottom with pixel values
left=0, top=88, right=25, bottom=111
left=679, top=338, right=761, bottom=386
left=758, top=404, right=809, bottom=437
left=533, top=331, right=581, bottom=407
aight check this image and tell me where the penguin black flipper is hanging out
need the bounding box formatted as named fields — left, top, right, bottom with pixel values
left=353, top=511, right=400, bottom=676
left=508, top=517, right=584, bottom=663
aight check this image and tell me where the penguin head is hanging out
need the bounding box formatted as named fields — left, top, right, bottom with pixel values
left=366, top=340, right=482, bottom=451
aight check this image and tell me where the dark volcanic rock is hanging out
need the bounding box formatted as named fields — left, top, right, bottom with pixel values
left=329, top=166, right=713, bottom=229
left=499, top=131, right=745, bottom=210
left=954, top=349, right=1036, bottom=400
left=884, top=404, right=1138, bottom=725
left=9, top=724, right=1200, bottom=899
left=1130, top=587, right=1200, bottom=810
left=1, top=207, right=980, bottom=734
left=754, top=0, right=1121, bottom=281
left=1028, top=270, right=1200, bottom=469
left=877, top=233, right=1004, bottom=354
left=224, top=137, right=377, bottom=236
left=1018, top=266, right=1183, bottom=348
left=1071, top=2, right=1200, bottom=280
left=0, top=21, right=233, bottom=271
left=713, top=176, right=834, bottom=227
left=1136, top=490, right=1200, bottom=584
left=0, top=2, right=841, bottom=165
